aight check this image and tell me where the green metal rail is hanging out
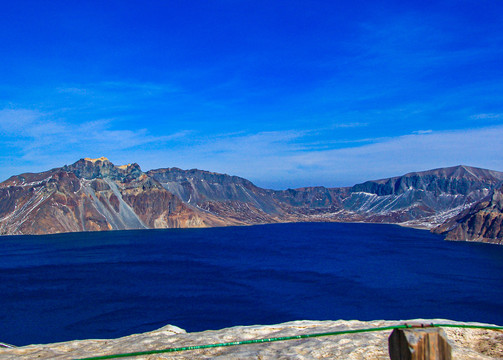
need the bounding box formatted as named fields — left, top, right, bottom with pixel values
left=74, top=323, right=503, bottom=360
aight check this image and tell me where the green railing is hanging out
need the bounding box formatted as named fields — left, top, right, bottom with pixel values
left=74, top=323, right=503, bottom=360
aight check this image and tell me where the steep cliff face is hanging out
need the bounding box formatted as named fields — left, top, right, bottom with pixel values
left=0, top=158, right=218, bottom=235
left=148, top=168, right=284, bottom=224
left=433, top=184, right=503, bottom=244
left=1, top=160, right=502, bottom=240
left=0, top=169, right=111, bottom=235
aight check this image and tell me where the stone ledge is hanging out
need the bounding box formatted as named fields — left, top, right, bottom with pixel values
left=0, top=319, right=502, bottom=360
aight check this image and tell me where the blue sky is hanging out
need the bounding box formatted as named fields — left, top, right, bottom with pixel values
left=0, top=0, right=502, bottom=189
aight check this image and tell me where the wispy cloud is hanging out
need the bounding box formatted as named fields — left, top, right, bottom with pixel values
left=0, top=108, right=191, bottom=175
left=0, top=109, right=43, bottom=133
left=97, top=81, right=180, bottom=94
left=56, top=87, right=89, bottom=95
left=51, top=81, right=184, bottom=118
left=471, top=113, right=503, bottom=120
left=57, top=81, right=180, bottom=96
left=128, top=125, right=503, bottom=189
left=332, top=122, right=368, bottom=128
left=2, top=106, right=503, bottom=189
left=354, top=11, right=503, bottom=73
left=282, top=126, right=503, bottom=187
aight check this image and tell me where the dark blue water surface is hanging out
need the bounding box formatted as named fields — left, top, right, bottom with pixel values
left=1, top=223, right=503, bottom=346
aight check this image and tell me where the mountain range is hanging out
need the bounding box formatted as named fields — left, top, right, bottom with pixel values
left=1, top=157, right=502, bottom=244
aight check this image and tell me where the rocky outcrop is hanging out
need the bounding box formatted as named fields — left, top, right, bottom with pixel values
left=0, top=158, right=221, bottom=235
left=1, top=319, right=502, bottom=359
left=433, top=184, right=503, bottom=244
left=1, top=159, right=502, bottom=242
left=62, top=157, right=143, bottom=182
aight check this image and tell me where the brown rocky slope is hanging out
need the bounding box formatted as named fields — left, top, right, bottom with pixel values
left=433, top=183, right=503, bottom=244
left=0, top=158, right=227, bottom=235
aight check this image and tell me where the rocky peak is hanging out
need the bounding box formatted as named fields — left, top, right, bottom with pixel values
left=115, top=163, right=143, bottom=182
left=84, top=156, right=109, bottom=163
left=62, top=158, right=143, bottom=182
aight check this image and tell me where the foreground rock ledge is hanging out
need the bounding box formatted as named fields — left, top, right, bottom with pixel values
left=1, top=319, right=502, bottom=359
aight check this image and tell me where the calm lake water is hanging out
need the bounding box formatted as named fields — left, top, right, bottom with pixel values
left=1, top=223, right=502, bottom=346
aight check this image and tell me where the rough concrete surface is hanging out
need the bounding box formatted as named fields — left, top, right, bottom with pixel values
left=1, top=319, right=502, bottom=360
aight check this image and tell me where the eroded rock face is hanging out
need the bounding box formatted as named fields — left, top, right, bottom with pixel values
left=0, top=169, right=111, bottom=235
left=433, top=184, right=503, bottom=244
left=0, top=158, right=215, bottom=235
left=1, top=319, right=501, bottom=360
left=148, top=167, right=285, bottom=215
left=341, top=166, right=503, bottom=226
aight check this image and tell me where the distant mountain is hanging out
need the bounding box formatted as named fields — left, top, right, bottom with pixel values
left=433, top=183, right=503, bottom=244
left=1, top=158, right=502, bottom=244
left=340, top=165, right=503, bottom=228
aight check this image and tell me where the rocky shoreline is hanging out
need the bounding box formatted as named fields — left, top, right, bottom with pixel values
left=1, top=319, right=502, bottom=359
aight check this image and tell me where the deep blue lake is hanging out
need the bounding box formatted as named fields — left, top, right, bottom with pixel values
left=1, top=223, right=503, bottom=346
